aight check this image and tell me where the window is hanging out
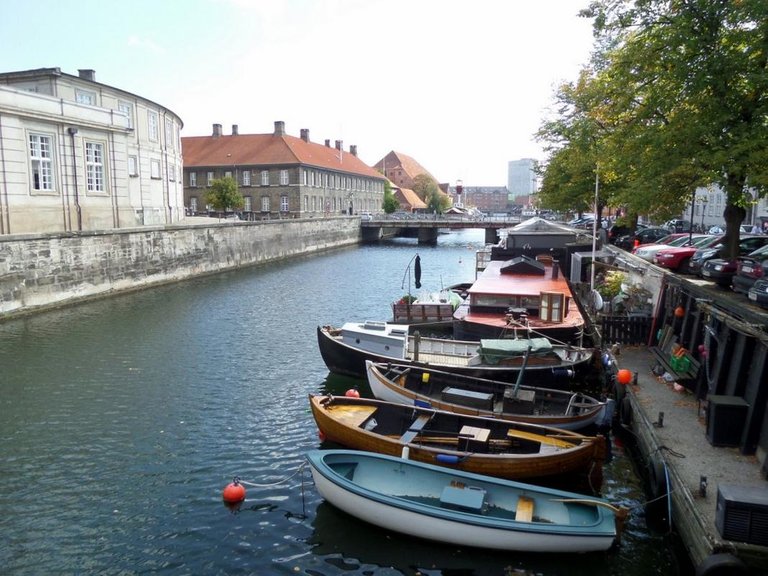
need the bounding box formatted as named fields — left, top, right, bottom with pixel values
left=280, top=195, right=289, bottom=212
left=189, top=172, right=197, bottom=187
left=76, top=89, right=96, bottom=105
left=207, top=171, right=214, bottom=186
left=242, top=170, right=251, bottom=186
left=150, top=159, right=161, bottom=179
left=224, top=171, right=232, bottom=179
left=85, top=142, right=105, bottom=192
left=190, top=197, right=198, bottom=212
left=261, top=170, right=269, bottom=186
left=169, top=164, right=176, bottom=182
left=243, top=196, right=252, bottom=211
left=164, top=119, right=174, bottom=150
left=261, top=196, right=270, bottom=212
left=29, top=133, right=55, bottom=191
left=302, top=169, right=307, bottom=186
left=148, top=111, right=159, bottom=142
left=280, top=169, right=289, bottom=185
left=118, top=101, right=134, bottom=129
left=540, top=292, right=565, bottom=323
left=128, top=155, right=138, bottom=177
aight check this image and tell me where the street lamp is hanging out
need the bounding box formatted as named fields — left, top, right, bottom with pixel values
left=699, top=196, right=708, bottom=231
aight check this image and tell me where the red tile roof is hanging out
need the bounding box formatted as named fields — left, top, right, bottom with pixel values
left=182, top=132, right=384, bottom=179
left=374, top=150, right=440, bottom=183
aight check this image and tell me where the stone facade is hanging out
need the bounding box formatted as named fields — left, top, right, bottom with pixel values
left=0, top=68, right=184, bottom=235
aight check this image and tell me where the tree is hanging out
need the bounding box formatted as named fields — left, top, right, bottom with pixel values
left=382, top=181, right=399, bottom=213
left=580, top=0, right=768, bottom=257
left=204, top=177, right=244, bottom=216
left=412, top=174, right=438, bottom=201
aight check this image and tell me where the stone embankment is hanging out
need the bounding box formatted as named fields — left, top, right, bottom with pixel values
left=0, top=217, right=360, bottom=319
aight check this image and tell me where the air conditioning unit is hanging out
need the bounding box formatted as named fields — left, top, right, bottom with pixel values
left=715, top=484, right=768, bottom=546
left=706, top=395, right=748, bottom=447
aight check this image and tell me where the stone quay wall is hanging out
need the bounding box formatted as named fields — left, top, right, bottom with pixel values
left=0, top=217, right=360, bottom=318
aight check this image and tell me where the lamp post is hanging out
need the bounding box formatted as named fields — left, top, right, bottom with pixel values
left=699, top=196, right=708, bottom=231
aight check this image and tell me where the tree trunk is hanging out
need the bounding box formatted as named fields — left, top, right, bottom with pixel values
left=722, top=174, right=747, bottom=259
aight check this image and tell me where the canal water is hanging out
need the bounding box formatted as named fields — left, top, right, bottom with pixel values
left=0, top=229, right=691, bottom=575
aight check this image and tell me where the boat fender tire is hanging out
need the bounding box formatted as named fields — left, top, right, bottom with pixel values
left=648, top=457, right=667, bottom=500
left=694, top=553, right=747, bottom=576
left=619, top=395, right=632, bottom=426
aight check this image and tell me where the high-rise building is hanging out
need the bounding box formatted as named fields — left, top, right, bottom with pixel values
left=507, top=159, right=538, bottom=200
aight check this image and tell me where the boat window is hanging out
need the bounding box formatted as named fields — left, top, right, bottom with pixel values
left=540, top=292, right=565, bottom=322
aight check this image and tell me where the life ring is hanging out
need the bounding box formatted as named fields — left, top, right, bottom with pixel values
left=694, top=553, right=747, bottom=576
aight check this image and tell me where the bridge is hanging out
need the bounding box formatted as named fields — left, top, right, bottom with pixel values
left=361, top=215, right=521, bottom=244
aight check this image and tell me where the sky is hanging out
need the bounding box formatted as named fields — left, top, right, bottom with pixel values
left=0, top=0, right=596, bottom=186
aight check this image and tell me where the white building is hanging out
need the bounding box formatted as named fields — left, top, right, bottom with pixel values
left=0, top=68, right=184, bottom=235
left=507, top=158, right=538, bottom=200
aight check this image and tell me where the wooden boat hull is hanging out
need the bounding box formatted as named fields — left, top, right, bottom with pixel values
left=365, top=360, right=607, bottom=431
left=308, top=394, right=605, bottom=484
left=317, top=324, right=594, bottom=387
left=307, top=449, right=620, bottom=553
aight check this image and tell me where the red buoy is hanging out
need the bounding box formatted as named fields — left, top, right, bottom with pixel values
left=222, top=479, right=246, bottom=504
left=345, top=388, right=360, bottom=398
left=617, top=369, right=633, bottom=385
left=674, top=306, right=685, bottom=318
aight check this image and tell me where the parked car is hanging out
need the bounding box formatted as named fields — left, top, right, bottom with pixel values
left=747, top=278, right=768, bottom=309
left=664, top=219, right=692, bottom=233
left=631, top=234, right=703, bottom=262
left=732, top=243, right=768, bottom=294
left=654, top=235, right=721, bottom=273
left=695, top=236, right=768, bottom=282
left=616, top=227, right=670, bottom=251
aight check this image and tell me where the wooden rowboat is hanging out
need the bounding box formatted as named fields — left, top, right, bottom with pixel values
left=365, top=360, right=608, bottom=431
left=308, top=394, right=606, bottom=486
left=307, top=449, right=625, bottom=553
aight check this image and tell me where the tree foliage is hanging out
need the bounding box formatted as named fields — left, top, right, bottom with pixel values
left=382, top=180, right=399, bottom=213
left=204, top=177, right=244, bottom=214
left=539, top=0, right=768, bottom=257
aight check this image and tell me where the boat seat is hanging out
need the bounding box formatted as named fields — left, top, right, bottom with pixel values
left=399, top=413, right=432, bottom=444
left=515, top=496, right=534, bottom=522
left=440, top=484, right=486, bottom=513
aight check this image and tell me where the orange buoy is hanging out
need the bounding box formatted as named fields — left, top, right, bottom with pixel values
left=616, top=369, right=633, bottom=385
left=345, top=388, right=360, bottom=398
left=674, top=306, right=685, bottom=318
left=222, top=479, right=246, bottom=504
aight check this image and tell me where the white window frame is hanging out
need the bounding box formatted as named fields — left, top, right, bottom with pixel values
left=164, top=118, right=174, bottom=150
left=169, top=164, right=176, bottom=182
left=76, top=89, right=96, bottom=105
left=242, top=170, right=250, bottom=186
left=280, top=195, right=289, bottom=212
left=29, top=133, right=55, bottom=192
left=190, top=197, right=198, bottom=212
left=243, top=196, right=252, bottom=211
left=85, top=141, right=105, bottom=193
left=128, top=155, right=138, bottom=177
left=189, top=172, right=197, bottom=187
left=207, top=171, right=214, bottom=186
left=148, top=111, right=159, bottom=142
left=261, top=170, right=270, bottom=186
left=118, top=101, right=134, bottom=129
left=261, top=195, right=270, bottom=212
left=224, top=171, right=232, bottom=179
left=280, top=169, right=289, bottom=185
left=150, top=159, right=161, bottom=180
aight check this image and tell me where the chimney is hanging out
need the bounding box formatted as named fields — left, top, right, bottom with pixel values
left=350, top=145, right=358, bottom=157
left=325, top=139, right=331, bottom=147
left=232, top=124, right=239, bottom=136
left=78, top=69, right=96, bottom=81
left=212, top=123, right=222, bottom=137
left=274, top=120, right=285, bottom=136
left=552, top=260, right=560, bottom=280
left=335, top=140, right=342, bottom=151
left=300, top=128, right=310, bottom=142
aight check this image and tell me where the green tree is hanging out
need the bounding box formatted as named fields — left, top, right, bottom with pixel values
left=204, top=177, right=244, bottom=216
left=581, top=0, right=768, bottom=257
left=412, top=174, right=438, bottom=202
left=382, top=181, right=399, bottom=213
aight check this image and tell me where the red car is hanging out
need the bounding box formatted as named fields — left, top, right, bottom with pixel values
left=654, top=235, right=721, bottom=273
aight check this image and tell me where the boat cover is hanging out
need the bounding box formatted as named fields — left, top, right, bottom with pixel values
left=479, top=338, right=553, bottom=364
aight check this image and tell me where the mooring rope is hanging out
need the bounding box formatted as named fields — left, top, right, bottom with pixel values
left=237, top=462, right=307, bottom=488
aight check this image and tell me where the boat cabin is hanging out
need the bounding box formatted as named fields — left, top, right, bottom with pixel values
left=340, top=321, right=408, bottom=358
